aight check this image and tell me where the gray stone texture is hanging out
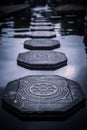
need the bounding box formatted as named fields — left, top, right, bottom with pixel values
left=2, top=75, right=85, bottom=118
left=24, top=39, right=60, bottom=50
left=30, top=22, right=52, bottom=26
left=30, top=26, right=54, bottom=31
left=17, top=51, right=67, bottom=70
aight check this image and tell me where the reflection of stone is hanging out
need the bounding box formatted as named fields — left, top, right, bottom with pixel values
left=2, top=75, right=85, bottom=118
left=24, top=39, right=60, bottom=50
left=29, top=31, right=56, bottom=38
left=17, top=51, right=67, bottom=70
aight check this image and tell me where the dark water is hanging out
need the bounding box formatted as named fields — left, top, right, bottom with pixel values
left=0, top=7, right=87, bottom=130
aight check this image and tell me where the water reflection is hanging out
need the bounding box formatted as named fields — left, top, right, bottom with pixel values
left=0, top=8, right=31, bottom=38
left=0, top=11, right=85, bottom=39
left=13, top=17, right=30, bottom=29
left=61, top=65, right=76, bottom=78
left=55, top=14, right=84, bottom=36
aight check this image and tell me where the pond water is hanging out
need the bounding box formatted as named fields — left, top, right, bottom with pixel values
left=0, top=7, right=87, bottom=130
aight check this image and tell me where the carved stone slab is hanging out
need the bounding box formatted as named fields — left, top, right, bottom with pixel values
left=24, top=39, right=60, bottom=50
left=30, top=22, right=52, bottom=26
left=17, top=51, right=67, bottom=70
left=30, top=26, right=54, bottom=31
left=2, top=75, right=85, bottom=118
left=29, top=31, right=56, bottom=38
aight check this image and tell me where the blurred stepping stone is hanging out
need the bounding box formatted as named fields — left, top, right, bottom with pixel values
left=17, top=51, right=67, bottom=70
left=24, top=39, right=60, bottom=50
left=31, top=18, right=50, bottom=22
left=50, top=16, right=62, bottom=19
left=31, top=22, right=52, bottom=26
left=29, top=31, right=56, bottom=38
left=32, top=19, right=50, bottom=22
left=30, top=26, right=54, bottom=31
left=2, top=75, right=85, bottom=119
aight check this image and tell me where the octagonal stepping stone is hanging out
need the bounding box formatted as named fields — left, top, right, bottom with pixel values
left=17, top=51, right=67, bottom=70
left=29, top=31, right=56, bottom=38
left=24, top=39, right=60, bottom=50
left=30, top=22, right=52, bottom=26
left=30, top=26, right=54, bottom=31
left=31, top=18, right=49, bottom=22
left=2, top=75, right=85, bottom=119
left=32, top=19, right=50, bottom=22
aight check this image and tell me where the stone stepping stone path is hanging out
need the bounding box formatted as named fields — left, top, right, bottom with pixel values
left=24, top=39, right=60, bottom=50
left=2, top=75, right=85, bottom=118
left=30, top=26, right=54, bottom=31
left=17, top=51, right=67, bottom=70
left=29, top=31, right=56, bottom=38
left=2, top=7, right=85, bottom=119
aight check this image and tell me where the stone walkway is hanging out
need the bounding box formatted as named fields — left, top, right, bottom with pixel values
left=2, top=6, right=85, bottom=119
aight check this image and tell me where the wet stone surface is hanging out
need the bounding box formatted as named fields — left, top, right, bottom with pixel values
left=30, top=26, right=54, bottom=31
left=24, top=39, right=60, bottom=50
left=30, top=22, right=52, bottom=26
left=2, top=75, right=85, bottom=118
left=28, top=31, right=56, bottom=38
left=17, top=51, right=67, bottom=70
